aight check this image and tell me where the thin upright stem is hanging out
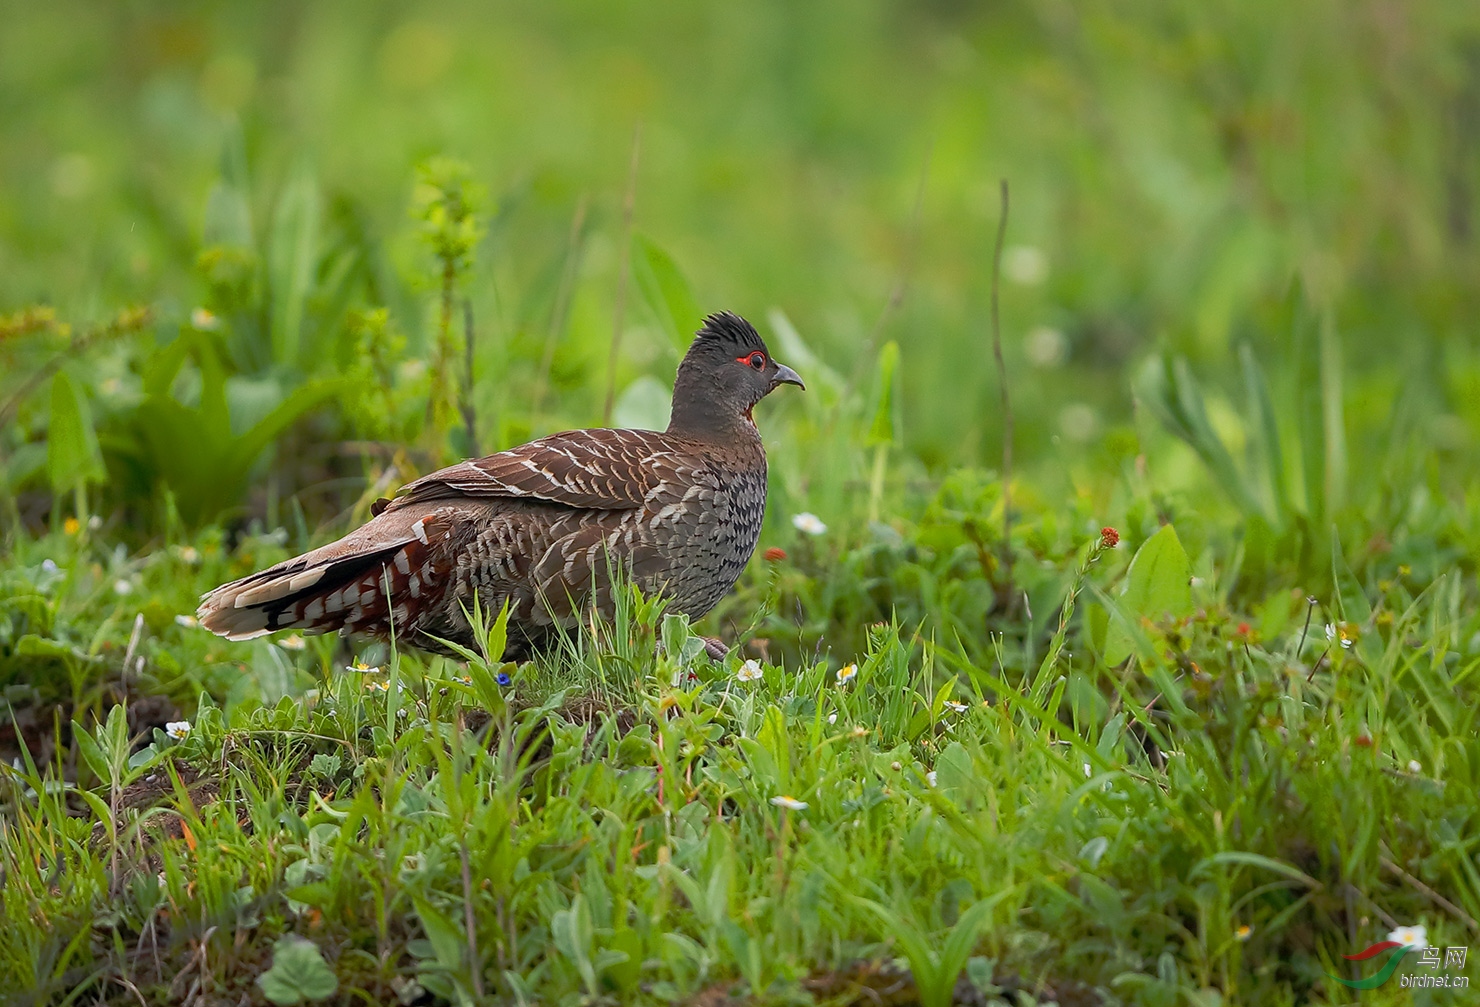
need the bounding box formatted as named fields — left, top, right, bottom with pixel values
left=990, top=180, right=1014, bottom=606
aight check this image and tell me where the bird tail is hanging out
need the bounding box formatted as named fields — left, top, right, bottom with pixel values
left=197, top=508, right=447, bottom=641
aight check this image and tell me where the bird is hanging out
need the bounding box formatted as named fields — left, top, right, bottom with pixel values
left=197, top=311, right=804, bottom=661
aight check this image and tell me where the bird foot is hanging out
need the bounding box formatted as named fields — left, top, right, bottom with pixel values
left=700, top=635, right=730, bottom=661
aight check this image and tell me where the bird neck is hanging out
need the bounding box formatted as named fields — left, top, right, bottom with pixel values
left=666, top=393, right=759, bottom=444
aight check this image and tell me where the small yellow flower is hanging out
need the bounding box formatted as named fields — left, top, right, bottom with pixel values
left=457, top=675, right=473, bottom=685
left=346, top=659, right=382, bottom=675
left=190, top=307, right=220, bottom=331
left=836, top=663, right=858, bottom=685
left=364, top=679, right=390, bottom=693
left=277, top=634, right=306, bottom=651
left=770, top=795, right=808, bottom=811
left=1235, top=925, right=1252, bottom=942
left=943, top=700, right=969, bottom=714
left=63, top=517, right=80, bottom=536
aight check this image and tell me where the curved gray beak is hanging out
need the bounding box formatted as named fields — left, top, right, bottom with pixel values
left=771, top=362, right=805, bottom=391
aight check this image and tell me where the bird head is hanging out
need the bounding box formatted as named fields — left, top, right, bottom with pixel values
left=667, top=311, right=804, bottom=436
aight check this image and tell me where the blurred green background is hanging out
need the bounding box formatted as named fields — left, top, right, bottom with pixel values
left=2, top=0, right=1479, bottom=529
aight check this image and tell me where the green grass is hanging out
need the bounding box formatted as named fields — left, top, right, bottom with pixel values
left=3, top=475, right=1478, bottom=1005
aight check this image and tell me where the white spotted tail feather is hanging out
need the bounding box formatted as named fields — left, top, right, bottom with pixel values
left=196, top=505, right=455, bottom=641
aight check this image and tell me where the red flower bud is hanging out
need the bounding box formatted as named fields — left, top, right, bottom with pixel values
left=1099, top=526, right=1120, bottom=548
left=763, top=547, right=787, bottom=562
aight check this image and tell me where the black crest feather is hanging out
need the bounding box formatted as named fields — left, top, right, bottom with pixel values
left=695, top=311, right=765, bottom=352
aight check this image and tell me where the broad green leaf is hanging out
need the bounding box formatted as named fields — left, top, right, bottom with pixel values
left=1240, top=344, right=1289, bottom=526
left=613, top=375, right=672, bottom=431
left=71, top=720, right=109, bottom=786
left=204, top=121, right=253, bottom=246
left=933, top=741, right=974, bottom=800
left=47, top=371, right=104, bottom=492
left=1319, top=317, right=1347, bottom=514
left=1190, top=851, right=1321, bottom=889
left=934, top=897, right=1011, bottom=1007
left=203, top=180, right=253, bottom=249
left=1286, top=279, right=1328, bottom=521
left=412, top=896, right=467, bottom=972
left=1331, top=529, right=1372, bottom=628
left=268, top=165, right=321, bottom=369
left=550, top=894, right=597, bottom=993
left=766, top=308, right=841, bottom=391
left=867, top=341, right=900, bottom=446
left=756, top=706, right=791, bottom=792
left=601, top=928, right=642, bottom=991
left=1103, top=525, right=1192, bottom=666
left=256, top=935, right=338, bottom=1004
left=1133, top=356, right=1262, bottom=519
left=633, top=234, right=701, bottom=350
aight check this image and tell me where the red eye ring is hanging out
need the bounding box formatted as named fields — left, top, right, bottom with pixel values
left=738, top=351, right=767, bottom=370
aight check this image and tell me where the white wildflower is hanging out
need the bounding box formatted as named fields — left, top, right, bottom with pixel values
left=1388, top=924, right=1427, bottom=948
left=791, top=512, right=827, bottom=536
left=191, top=307, right=220, bottom=330
left=827, top=713, right=837, bottom=725
left=346, top=659, right=382, bottom=675
left=1407, top=760, right=1422, bottom=774
left=836, top=663, right=858, bottom=685
left=165, top=720, right=191, bottom=740
left=736, top=660, right=763, bottom=682
left=174, top=614, right=199, bottom=629
left=277, top=634, right=306, bottom=651
left=770, top=795, right=808, bottom=811
left=113, top=579, right=133, bottom=595
left=926, top=771, right=938, bottom=788
left=943, top=700, right=968, bottom=713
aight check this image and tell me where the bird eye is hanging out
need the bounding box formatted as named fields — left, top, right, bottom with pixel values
left=747, top=352, right=766, bottom=370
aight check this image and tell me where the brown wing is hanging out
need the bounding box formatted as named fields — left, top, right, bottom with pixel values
left=390, top=428, right=674, bottom=512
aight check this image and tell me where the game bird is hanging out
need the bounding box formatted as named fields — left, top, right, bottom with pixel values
left=197, top=312, right=804, bottom=659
